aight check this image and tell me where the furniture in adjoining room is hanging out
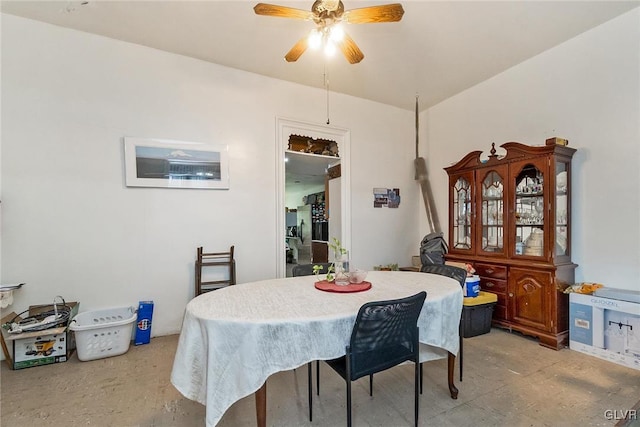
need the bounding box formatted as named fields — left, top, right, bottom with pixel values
left=320, top=291, right=426, bottom=427
left=444, top=139, right=576, bottom=349
left=311, top=240, right=329, bottom=263
left=194, top=246, right=236, bottom=296
left=170, top=271, right=463, bottom=427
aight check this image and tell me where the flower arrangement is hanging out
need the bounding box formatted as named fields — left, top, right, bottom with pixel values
left=314, top=238, right=347, bottom=283
left=328, top=237, right=347, bottom=261
left=313, top=263, right=335, bottom=282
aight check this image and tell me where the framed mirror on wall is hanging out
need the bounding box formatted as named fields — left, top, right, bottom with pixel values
left=276, top=117, right=351, bottom=278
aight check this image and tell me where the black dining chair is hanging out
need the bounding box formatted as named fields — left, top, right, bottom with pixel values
left=291, top=262, right=332, bottom=422
left=319, top=291, right=427, bottom=427
left=420, top=264, right=466, bottom=382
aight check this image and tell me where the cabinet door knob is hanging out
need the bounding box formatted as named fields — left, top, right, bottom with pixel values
left=509, top=292, right=514, bottom=297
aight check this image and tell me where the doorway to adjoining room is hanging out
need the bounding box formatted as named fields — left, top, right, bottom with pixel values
left=276, top=118, right=350, bottom=278
left=285, top=140, right=341, bottom=276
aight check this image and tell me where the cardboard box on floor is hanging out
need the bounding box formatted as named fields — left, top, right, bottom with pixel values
left=569, top=292, right=640, bottom=371
left=1, top=301, right=79, bottom=370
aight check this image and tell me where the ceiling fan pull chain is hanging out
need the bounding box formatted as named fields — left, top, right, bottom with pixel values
left=325, top=63, right=331, bottom=124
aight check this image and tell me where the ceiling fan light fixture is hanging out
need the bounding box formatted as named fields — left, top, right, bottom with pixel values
left=308, top=29, right=323, bottom=49
left=255, top=1, right=404, bottom=63
left=329, top=24, right=344, bottom=42
left=322, top=0, right=340, bottom=11
left=324, top=40, right=337, bottom=56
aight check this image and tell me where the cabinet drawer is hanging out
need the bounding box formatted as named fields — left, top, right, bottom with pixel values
left=480, top=278, right=507, bottom=294
left=475, top=263, right=507, bottom=279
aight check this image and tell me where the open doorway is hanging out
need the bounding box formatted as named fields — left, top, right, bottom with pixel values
left=285, top=154, right=341, bottom=276
left=276, top=118, right=350, bottom=278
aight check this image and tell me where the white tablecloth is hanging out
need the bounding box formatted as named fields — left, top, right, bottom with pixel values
left=170, top=271, right=463, bottom=426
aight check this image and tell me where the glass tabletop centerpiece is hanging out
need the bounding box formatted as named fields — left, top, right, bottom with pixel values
left=314, top=238, right=350, bottom=286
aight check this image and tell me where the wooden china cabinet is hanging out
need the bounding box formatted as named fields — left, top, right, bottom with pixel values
left=445, top=139, right=576, bottom=350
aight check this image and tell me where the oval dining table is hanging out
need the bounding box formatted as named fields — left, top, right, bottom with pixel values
left=170, top=270, right=463, bottom=427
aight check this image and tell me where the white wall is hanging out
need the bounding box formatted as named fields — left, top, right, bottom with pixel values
left=421, top=9, right=640, bottom=290
left=0, top=15, right=418, bottom=338
left=285, top=183, right=324, bottom=210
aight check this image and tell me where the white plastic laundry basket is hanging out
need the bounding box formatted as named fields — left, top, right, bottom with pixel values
left=69, top=306, right=137, bottom=361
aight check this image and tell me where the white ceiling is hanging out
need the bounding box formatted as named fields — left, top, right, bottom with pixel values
left=285, top=151, right=340, bottom=186
left=2, top=0, right=638, bottom=113
left=3, top=0, right=638, bottom=187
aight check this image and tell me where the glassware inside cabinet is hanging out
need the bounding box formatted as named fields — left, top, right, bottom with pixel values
left=555, top=162, right=569, bottom=256
left=481, top=171, right=504, bottom=252
left=453, top=177, right=472, bottom=249
left=514, top=164, right=544, bottom=257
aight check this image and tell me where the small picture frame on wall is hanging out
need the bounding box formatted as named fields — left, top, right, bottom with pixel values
left=123, top=137, right=229, bottom=189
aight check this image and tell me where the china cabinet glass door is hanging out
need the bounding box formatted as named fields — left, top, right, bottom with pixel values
left=513, top=160, right=547, bottom=258
left=555, top=160, right=570, bottom=258
left=478, top=168, right=506, bottom=255
left=452, top=175, right=472, bottom=251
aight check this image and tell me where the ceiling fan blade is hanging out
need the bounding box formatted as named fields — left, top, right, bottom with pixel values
left=337, top=33, right=364, bottom=64
left=342, top=3, right=404, bottom=24
left=254, top=3, right=315, bottom=20
left=285, top=36, right=309, bottom=62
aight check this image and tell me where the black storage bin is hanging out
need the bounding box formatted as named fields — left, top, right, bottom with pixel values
left=461, top=291, right=497, bottom=338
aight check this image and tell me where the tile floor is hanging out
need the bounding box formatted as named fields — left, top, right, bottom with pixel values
left=1, top=328, right=639, bottom=426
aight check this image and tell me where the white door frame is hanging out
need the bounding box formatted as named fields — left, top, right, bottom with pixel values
left=276, top=117, right=351, bottom=278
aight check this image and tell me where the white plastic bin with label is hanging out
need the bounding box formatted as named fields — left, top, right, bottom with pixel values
left=69, top=306, right=137, bottom=361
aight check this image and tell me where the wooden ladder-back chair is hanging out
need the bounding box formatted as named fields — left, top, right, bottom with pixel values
left=195, top=246, right=236, bottom=296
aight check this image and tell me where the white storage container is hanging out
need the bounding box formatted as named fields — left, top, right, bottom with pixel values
left=69, top=306, right=137, bottom=361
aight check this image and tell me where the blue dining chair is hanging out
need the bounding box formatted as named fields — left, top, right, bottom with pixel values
left=319, top=291, right=427, bottom=427
left=420, top=264, right=466, bottom=383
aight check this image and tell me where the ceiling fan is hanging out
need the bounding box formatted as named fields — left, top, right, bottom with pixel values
left=254, top=1, right=404, bottom=64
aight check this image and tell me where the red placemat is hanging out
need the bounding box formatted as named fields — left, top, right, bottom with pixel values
left=314, top=280, right=372, bottom=293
